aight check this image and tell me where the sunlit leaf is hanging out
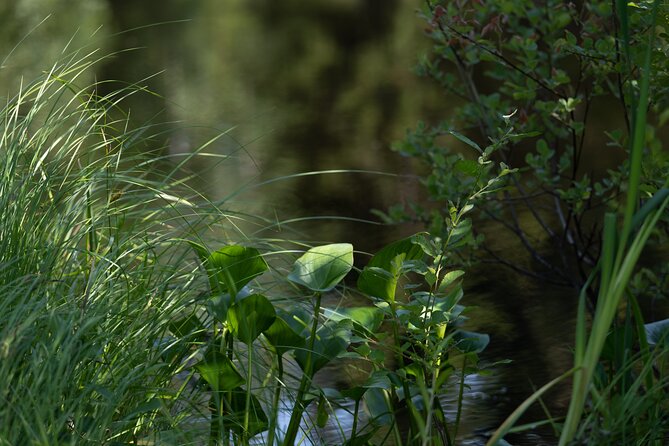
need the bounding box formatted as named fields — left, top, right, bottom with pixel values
left=228, top=294, right=276, bottom=344
left=323, top=306, right=384, bottom=336
left=208, top=245, right=268, bottom=296
left=357, top=236, right=425, bottom=302
left=288, top=243, right=354, bottom=292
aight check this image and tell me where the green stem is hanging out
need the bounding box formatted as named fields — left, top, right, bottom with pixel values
left=282, top=292, right=322, bottom=446
left=267, top=356, right=284, bottom=446
left=453, top=355, right=467, bottom=442
left=351, top=398, right=360, bottom=441
left=242, top=341, right=253, bottom=445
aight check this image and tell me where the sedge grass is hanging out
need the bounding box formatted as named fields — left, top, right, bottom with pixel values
left=0, top=49, right=260, bottom=444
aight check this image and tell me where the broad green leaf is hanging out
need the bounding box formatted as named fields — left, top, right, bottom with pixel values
left=454, top=330, right=489, bottom=354
left=288, top=243, right=354, bottom=292
left=341, top=385, right=367, bottom=401
left=645, top=318, right=669, bottom=346
left=195, top=349, right=245, bottom=392
left=364, top=388, right=392, bottom=426
left=295, top=320, right=352, bottom=374
left=323, top=306, right=384, bottom=336
left=263, top=315, right=305, bottom=356
left=208, top=245, right=268, bottom=296
left=225, top=388, right=269, bottom=436
left=228, top=294, right=276, bottom=344
left=357, top=236, right=425, bottom=302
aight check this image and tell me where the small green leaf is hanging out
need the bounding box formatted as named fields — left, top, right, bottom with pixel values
left=208, top=245, right=268, bottom=296
left=288, top=243, right=354, bottom=292
left=228, top=294, right=276, bottom=344
left=195, top=349, right=245, bottom=392
left=438, top=270, right=465, bottom=291
left=645, top=318, right=669, bottom=346
left=448, top=130, right=482, bottom=153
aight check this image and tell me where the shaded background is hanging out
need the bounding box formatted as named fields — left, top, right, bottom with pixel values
left=0, top=1, right=583, bottom=443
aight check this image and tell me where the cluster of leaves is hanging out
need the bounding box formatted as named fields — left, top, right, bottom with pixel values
left=165, top=218, right=489, bottom=445
left=385, top=0, right=669, bottom=298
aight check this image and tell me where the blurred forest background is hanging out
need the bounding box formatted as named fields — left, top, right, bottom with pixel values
left=0, top=0, right=448, bottom=251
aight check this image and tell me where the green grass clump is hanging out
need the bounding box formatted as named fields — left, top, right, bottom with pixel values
left=0, top=51, right=235, bottom=444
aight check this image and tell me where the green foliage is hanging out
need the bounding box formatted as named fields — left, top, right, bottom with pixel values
left=384, top=0, right=669, bottom=297
left=0, top=51, right=246, bottom=445
left=287, top=243, right=354, bottom=292
left=487, top=1, right=669, bottom=444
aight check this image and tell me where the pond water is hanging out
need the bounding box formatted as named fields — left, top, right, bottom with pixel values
left=0, top=1, right=597, bottom=444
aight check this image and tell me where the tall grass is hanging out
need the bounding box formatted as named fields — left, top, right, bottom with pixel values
left=0, top=50, right=249, bottom=444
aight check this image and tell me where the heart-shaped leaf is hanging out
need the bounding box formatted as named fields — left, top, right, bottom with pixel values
left=208, top=245, right=268, bottom=296
left=195, top=349, right=245, bottom=392
left=263, top=314, right=305, bottom=356
left=288, top=243, right=353, bottom=292
left=228, top=294, right=276, bottom=344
